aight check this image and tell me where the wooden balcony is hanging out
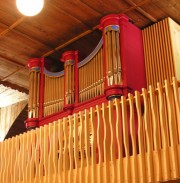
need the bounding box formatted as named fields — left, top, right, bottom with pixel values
left=0, top=78, right=180, bottom=183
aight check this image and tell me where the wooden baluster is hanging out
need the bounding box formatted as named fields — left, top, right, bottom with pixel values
left=30, top=131, right=36, bottom=182
left=128, top=93, right=138, bottom=183
left=63, top=118, right=68, bottom=183
left=13, top=137, right=18, bottom=182
left=57, top=120, right=63, bottom=183
left=109, top=100, right=117, bottom=183
left=3, top=139, right=7, bottom=183
left=121, top=96, right=131, bottom=183
left=9, top=138, right=15, bottom=183
left=44, top=125, right=49, bottom=182
left=79, top=111, right=85, bottom=183
left=0, top=143, right=2, bottom=181
left=74, top=113, right=79, bottom=183
left=21, top=134, right=26, bottom=182
left=142, top=88, right=154, bottom=182
left=25, top=132, right=30, bottom=181
left=165, top=80, right=179, bottom=179
left=38, top=127, right=44, bottom=182
left=53, top=123, right=58, bottom=182
left=96, top=104, right=103, bottom=183
left=90, top=107, right=97, bottom=183
left=48, top=123, right=54, bottom=182
left=114, top=98, right=124, bottom=182
left=134, top=91, right=146, bottom=183
left=149, top=85, right=162, bottom=181
left=102, top=102, right=110, bottom=183
left=68, top=115, right=74, bottom=183
left=34, top=128, right=40, bottom=183
left=85, top=109, right=90, bottom=183
left=172, top=78, right=180, bottom=144
left=157, top=82, right=170, bottom=181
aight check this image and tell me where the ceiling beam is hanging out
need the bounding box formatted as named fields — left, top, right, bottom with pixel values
left=42, top=0, right=151, bottom=57
left=125, top=0, right=157, bottom=22
left=0, top=16, right=26, bottom=38
left=0, top=21, right=61, bottom=55
left=1, top=67, right=25, bottom=82
left=0, top=80, right=28, bottom=94
left=0, top=54, right=26, bottom=68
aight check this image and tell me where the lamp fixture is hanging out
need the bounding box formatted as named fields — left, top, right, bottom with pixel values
left=16, top=0, right=44, bottom=16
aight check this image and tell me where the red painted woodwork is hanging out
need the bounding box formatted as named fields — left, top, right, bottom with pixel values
left=25, top=118, right=39, bottom=129
left=27, top=58, right=41, bottom=69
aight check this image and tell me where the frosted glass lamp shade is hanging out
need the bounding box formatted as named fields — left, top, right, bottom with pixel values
left=16, top=0, right=44, bottom=16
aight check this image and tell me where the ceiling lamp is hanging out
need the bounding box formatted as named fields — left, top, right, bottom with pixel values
left=16, top=0, right=44, bottom=16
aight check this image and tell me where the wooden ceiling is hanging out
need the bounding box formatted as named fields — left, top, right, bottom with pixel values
left=0, top=0, right=180, bottom=92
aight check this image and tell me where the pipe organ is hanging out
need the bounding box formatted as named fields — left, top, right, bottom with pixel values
left=26, top=14, right=147, bottom=128
left=2, top=14, right=180, bottom=183
left=78, top=40, right=104, bottom=103
left=44, top=69, right=64, bottom=117
left=28, top=59, right=41, bottom=119
left=104, top=25, right=121, bottom=86
left=142, top=17, right=180, bottom=87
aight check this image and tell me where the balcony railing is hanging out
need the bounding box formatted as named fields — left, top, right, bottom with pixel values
left=0, top=78, right=180, bottom=183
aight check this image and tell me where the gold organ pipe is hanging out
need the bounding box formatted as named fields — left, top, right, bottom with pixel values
left=100, top=48, right=104, bottom=93
left=84, top=63, right=87, bottom=100
left=116, top=31, right=121, bottom=84
left=36, top=72, right=40, bottom=118
left=29, top=71, right=33, bottom=118
left=112, top=31, right=117, bottom=84
left=69, top=64, right=71, bottom=104
left=52, top=77, right=54, bottom=114
left=108, top=31, right=113, bottom=85
left=95, top=55, right=98, bottom=96
left=32, top=72, right=37, bottom=117
left=97, top=51, right=100, bottom=95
